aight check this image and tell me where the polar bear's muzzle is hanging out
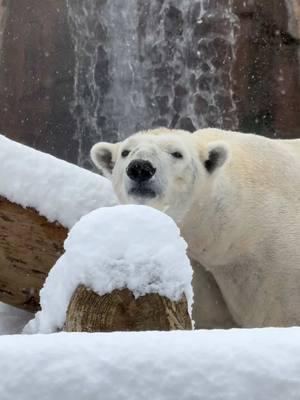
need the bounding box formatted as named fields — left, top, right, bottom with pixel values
left=126, top=159, right=158, bottom=199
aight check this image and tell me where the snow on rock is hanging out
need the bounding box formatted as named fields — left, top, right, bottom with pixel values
left=2, top=328, right=300, bottom=400
left=0, top=134, right=117, bottom=229
left=0, top=303, right=32, bottom=335
left=24, top=205, right=193, bottom=334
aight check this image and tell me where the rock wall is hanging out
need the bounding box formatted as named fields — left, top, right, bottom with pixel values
left=0, top=0, right=299, bottom=167
left=0, top=0, right=77, bottom=162
left=286, top=0, right=300, bottom=40
left=232, top=0, right=300, bottom=138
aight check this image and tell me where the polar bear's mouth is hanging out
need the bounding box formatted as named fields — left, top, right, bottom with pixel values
left=129, top=185, right=157, bottom=198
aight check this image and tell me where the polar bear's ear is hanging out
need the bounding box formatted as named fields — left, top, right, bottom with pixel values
left=203, top=142, right=230, bottom=174
left=90, top=142, right=119, bottom=178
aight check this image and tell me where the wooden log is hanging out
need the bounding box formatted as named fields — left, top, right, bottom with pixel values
left=0, top=194, right=192, bottom=333
left=0, top=195, right=68, bottom=312
left=65, top=285, right=192, bottom=332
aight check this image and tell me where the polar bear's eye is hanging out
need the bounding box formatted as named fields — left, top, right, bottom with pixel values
left=121, top=150, right=130, bottom=158
left=171, top=151, right=183, bottom=159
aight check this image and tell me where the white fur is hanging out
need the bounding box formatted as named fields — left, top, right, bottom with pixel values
left=91, top=128, right=300, bottom=328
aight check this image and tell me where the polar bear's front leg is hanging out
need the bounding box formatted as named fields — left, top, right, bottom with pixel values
left=191, top=259, right=238, bottom=329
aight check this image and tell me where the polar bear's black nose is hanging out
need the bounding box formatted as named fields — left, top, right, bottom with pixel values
left=126, top=160, right=156, bottom=183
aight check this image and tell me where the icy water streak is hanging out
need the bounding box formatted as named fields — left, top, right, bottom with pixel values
left=67, top=0, right=238, bottom=168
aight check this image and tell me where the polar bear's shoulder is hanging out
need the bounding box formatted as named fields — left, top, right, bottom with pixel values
left=193, top=128, right=267, bottom=146
left=192, top=128, right=300, bottom=190
left=281, top=138, right=300, bottom=157
left=193, top=128, right=300, bottom=158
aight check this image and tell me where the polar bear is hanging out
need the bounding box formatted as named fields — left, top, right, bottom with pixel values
left=90, top=128, right=300, bottom=329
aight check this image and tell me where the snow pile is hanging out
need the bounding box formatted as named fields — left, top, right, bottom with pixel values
left=0, top=303, right=32, bottom=335
left=2, top=329, right=300, bottom=400
left=24, top=205, right=193, bottom=333
left=0, top=134, right=117, bottom=228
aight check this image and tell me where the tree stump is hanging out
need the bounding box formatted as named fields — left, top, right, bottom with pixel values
left=65, top=285, right=192, bottom=332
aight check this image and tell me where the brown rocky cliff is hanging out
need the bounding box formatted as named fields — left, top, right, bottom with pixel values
left=232, top=0, right=300, bottom=138
left=0, top=0, right=77, bottom=162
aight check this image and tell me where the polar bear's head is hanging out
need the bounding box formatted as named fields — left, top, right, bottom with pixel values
left=91, top=128, right=229, bottom=223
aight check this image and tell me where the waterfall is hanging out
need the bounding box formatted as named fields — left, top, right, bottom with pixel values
left=67, top=0, right=238, bottom=168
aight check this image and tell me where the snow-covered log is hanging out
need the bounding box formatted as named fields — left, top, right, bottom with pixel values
left=0, top=134, right=117, bottom=312
left=24, top=206, right=193, bottom=333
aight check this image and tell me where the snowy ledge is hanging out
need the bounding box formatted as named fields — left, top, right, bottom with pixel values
left=1, top=329, right=300, bottom=400
left=0, top=134, right=117, bottom=228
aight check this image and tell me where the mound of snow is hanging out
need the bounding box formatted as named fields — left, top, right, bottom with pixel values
left=24, top=205, right=193, bottom=333
left=3, top=329, right=300, bottom=400
left=0, top=134, right=117, bottom=228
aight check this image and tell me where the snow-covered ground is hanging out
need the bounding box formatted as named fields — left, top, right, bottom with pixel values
left=1, top=328, right=300, bottom=400
left=24, top=205, right=193, bottom=333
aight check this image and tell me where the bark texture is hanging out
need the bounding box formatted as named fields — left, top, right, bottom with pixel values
left=65, top=285, right=192, bottom=332
left=0, top=196, right=67, bottom=312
